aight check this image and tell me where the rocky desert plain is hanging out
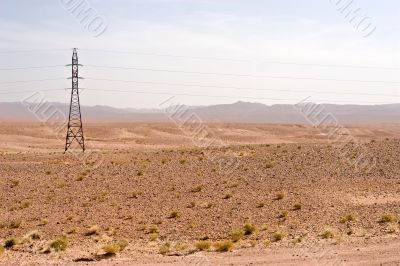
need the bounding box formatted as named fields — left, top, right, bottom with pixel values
left=0, top=122, right=399, bottom=265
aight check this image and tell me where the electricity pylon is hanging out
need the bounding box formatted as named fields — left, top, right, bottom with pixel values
left=65, top=48, right=85, bottom=152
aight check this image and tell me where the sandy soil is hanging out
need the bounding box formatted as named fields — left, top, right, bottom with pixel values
left=0, top=123, right=399, bottom=265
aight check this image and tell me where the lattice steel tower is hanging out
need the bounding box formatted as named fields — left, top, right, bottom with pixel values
left=65, top=48, right=85, bottom=152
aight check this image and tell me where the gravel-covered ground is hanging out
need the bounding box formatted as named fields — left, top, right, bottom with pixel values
left=0, top=123, right=399, bottom=264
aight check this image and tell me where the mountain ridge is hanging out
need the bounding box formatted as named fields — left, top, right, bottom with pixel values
left=1, top=101, right=399, bottom=124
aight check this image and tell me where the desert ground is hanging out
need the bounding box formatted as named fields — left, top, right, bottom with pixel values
left=0, top=122, right=399, bottom=265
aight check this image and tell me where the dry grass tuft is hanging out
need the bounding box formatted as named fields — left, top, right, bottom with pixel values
left=191, top=185, right=202, bottom=193
left=148, top=225, right=159, bottom=234
left=4, top=237, right=18, bottom=248
left=214, top=240, right=233, bottom=252
left=102, top=244, right=120, bottom=255
left=10, top=179, right=19, bottom=188
left=380, top=214, right=396, bottom=223
left=231, top=229, right=244, bottom=242
left=102, top=240, right=128, bottom=255
left=275, top=193, right=284, bottom=200
left=39, top=218, right=49, bottom=226
left=223, top=193, right=233, bottom=199
left=272, top=231, right=285, bottom=242
left=320, top=229, right=335, bottom=239
left=149, top=233, right=159, bottom=241
left=9, top=220, right=21, bottom=229
left=195, top=240, right=211, bottom=251
left=20, top=200, right=32, bottom=209
left=243, top=224, right=257, bottom=235
left=23, top=230, right=41, bottom=243
left=169, top=211, right=180, bottom=219
left=47, top=236, right=68, bottom=252
left=340, top=214, right=355, bottom=223
left=293, top=203, right=302, bottom=210
left=86, top=225, right=100, bottom=236
left=257, top=202, right=266, bottom=208
left=159, top=242, right=171, bottom=254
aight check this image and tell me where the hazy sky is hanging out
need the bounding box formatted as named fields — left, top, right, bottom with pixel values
left=0, top=0, right=399, bottom=108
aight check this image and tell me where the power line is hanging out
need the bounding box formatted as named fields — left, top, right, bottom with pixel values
left=0, top=65, right=65, bottom=71
left=0, top=86, right=393, bottom=104
left=1, top=75, right=399, bottom=98
left=0, top=49, right=70, bottom=54
left=81, top=49, right=400, bottom=70
left=2, top=63, right=398, bottom=86
left=86, top=64, right=400, bottom=87
left=0, top=48, right=397, bottom=70
left=0, top=86, right=395, bottom=104
left=0, top=89, right=61, bottom=95
left=81, top=49, right=247, bottom=62
left=85, top=77, right=400, bottom=97
left=0, top=78, right=66, bottom=84
left=1, top=84, right=399, bottom=98
left=87, top=88, right=396, bottom=105
left=86, top=76, right=400, bottom=85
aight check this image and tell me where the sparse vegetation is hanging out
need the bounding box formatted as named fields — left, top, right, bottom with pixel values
left=0, top=245, right=4, bottom=256
left=46, top=236, right=68, bottom=252
left=293, top=203, right=302, bottom=210
left=86, top=225, right=100, bottom=236
left=214, top=240, right=233, bottom=252
left=320, top=229, right=335, bottom=239
left=20, top=199, right=32, bottom=208
left=102, top=240, right=128, bottom=255
left=4, top=237, right=18, bottom=248
left=340, top=214, right=355, bottom=223
left=231, top=229, right=244, bottom=242
left=275, top=193, right=284, bottom=200
left=3, top=123, right=400, bottom=262
left=272, top=231, right=285, bottom=242
left=191, top=185, right=202, bottom=193
left=174, top=242, right=188, bottom=251
left=102, top=244, right=120, bottom=255
left=23, top=230, right=41, bottom=242
left=169, top=211, right=180, bottom=219
left=279, top=210, right=288, bottom=219
left=10, top=179, right=19, bottom=188
left=9, top=220, right=21, bottom=229
left=229, top=182, right=239, bottom=188
left=149, top=233, right=159, bottom=241
left=257, top=202, right=266, bottom=208
left=265, top=162, right=274, bottom=169
left=195, top=240, right=211, bottom=251
left=131, top=191, right=141, bottom=199
left=380, top=214, right=396, bottom=223
left=388, top=224, right=399, bottom=233
left=39, top=218, right=49, bottom=226
left=159, top=242, right=171, bottom=254
left=243, top=223, right=257, bottom=235
left=148, top=225, right=159, bottom=233
left=223, top=193, right=233, bottom=199
left=260, top=224, right=269, bottom=231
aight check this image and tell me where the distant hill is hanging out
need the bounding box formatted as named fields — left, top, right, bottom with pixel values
left=1, top=101, right=400, bottom=124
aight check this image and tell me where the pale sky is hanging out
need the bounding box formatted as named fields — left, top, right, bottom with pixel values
left=0, top=0, right=399, bottom=108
